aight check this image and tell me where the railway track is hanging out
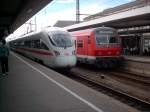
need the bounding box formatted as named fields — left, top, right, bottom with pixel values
left=107, top=70, right=150, bottom=84
left=100, top=70, right=150, bottom=91
left=58, top=65, right=150, bottom=112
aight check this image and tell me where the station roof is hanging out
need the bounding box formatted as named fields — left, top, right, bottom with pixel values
left=0, top=0, right=52, bottom=39
left=65, top=1, right=150, bottom=33
left=54, top=20, right=76, bottom=28
left=84, top=0, right=148, bottom=21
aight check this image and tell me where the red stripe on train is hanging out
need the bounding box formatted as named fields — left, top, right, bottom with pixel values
left=16, top=48, right=54, bottom=56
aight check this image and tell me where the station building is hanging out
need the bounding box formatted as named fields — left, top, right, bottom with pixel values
left=83, top=0, right=150, bottom=56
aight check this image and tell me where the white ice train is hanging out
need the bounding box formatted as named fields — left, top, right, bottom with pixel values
left=10, top=27, right=77, bottom=69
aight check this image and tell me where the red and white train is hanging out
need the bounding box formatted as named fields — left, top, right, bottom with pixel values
left=70, top=27, right=122, bottom=68
left=9, top=27, right=77, bottom=69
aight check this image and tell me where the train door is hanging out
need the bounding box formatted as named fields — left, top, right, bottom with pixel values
left=87, top=36, right=91, bottom=55
left=84, top=36, right=91, bottom=55
left=76, top=37, right=84, bottom=55
left=84, top=36, right=88, bottom=56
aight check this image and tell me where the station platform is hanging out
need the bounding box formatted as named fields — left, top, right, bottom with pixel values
left=124, top=55, right=150, bottom=63
left=0, top=52, right=140, bottom=112
left=122, top=55, right=150, bottom=77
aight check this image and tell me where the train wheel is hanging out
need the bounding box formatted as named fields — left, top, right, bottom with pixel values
left=103, top=62, right=109, bottom=69
left=35, top=58, right=44, bottom=65
left=34, top=58, right=38, bottom=62
left=109, top=60, right=117, bottom=68
left=95, top=62, right=102, bottom=69
left=39, top=60, right=44, bottom=65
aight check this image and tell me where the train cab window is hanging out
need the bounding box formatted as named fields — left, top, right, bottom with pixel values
left=77, top=39, right=83, bottom=48
left=95, top=29, right=118, bottom=45
left=15, top=42, right=20, bottom=47
left=17, top=41, right=24, bottom=47
left=96, top=36, right=108, bottom=44
left=41, top=42, right=49, bottom=50
left=48, top=36, right=56, bottom=46
left=13, top=42, right=17, bottom=47
left=31, top=40, right=34, bottom=48
left=51, top=33, right=73, bottom=47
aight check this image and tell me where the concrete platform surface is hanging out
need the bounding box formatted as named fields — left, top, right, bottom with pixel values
left=0, top=52, right=140, bottom=112
left=123, top=55, right=150, bottom=76
left=124, top=55, right=150, bottom=63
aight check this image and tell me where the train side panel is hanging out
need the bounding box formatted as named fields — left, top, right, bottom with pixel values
left=10, top=27, right=77, bottom=69
left=71, top=27, right=122, bottom=68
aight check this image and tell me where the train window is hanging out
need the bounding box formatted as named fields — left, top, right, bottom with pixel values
left=31, top=40, right=34, bottom=48
left=41, top=42, right=49, bottom=50
left=31, top=40, right=40, bottom=48
left=77, top=39, right=83, bottom=48
left=51, top=33, right=73, bottom=47
left=95, top=29, right=119, bottom=45
left=24, top=41, right=31, bottom=47
left=35, top=40, right=40, bottom=48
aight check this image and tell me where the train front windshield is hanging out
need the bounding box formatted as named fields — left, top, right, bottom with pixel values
left=50, top=32, right=73, bottom=47
left=95, top=29, right=120, bottom=46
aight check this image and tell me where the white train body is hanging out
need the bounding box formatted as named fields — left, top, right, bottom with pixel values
left=10, top=27, right=77, bottom=68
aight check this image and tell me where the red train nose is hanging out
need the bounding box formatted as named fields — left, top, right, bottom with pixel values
left=96, top=48, right=121, bottom=56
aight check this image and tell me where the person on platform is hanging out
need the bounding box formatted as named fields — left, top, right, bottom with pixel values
left=0, top=39, right=9, bottom=75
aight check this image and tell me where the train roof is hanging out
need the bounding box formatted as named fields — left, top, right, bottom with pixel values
left=10, top=27, right=69, bottom=42
left=70, top=27, right=116, bottom=36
